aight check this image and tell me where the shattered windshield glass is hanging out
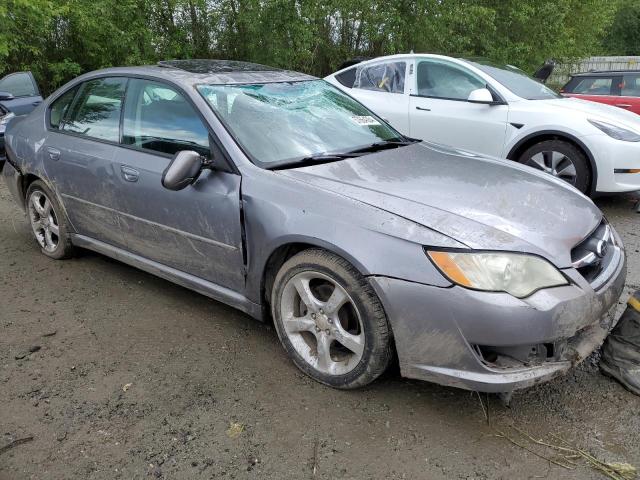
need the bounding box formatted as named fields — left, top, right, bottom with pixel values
left=197, top=80, right=401, bottom=167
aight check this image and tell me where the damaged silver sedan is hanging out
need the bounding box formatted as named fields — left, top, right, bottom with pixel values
left=1, top=60, right=626, bottom=393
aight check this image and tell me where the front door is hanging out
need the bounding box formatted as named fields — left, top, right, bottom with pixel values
left=113, top=78, right=245, bottom=291
left=408, top=58, right=508, bottom=156
left=0, top=72, right=43, bottom=115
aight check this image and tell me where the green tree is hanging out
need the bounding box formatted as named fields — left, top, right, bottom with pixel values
left=603, top=0, right=640, bottom=55
left=0, top=0, right=623, bottom=94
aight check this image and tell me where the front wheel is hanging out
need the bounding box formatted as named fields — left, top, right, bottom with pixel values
left=271, top=249, right=392, bottom=389
left=517, top=140, right=591, bottom=194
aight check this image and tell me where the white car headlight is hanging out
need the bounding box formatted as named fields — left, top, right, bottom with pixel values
left=0, top=111, right=15, bottom=126
left=426, top=250, right=568, bottom=298
left=588, top=119, right=640, bottom=142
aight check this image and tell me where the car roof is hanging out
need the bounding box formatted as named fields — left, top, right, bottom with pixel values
left=331, top=53, right=486, bottom=74
left=78, top=59, right=316, bottom=87
left=571, top=70, right=640, bottom=77
left=158, top=59, right=278, bottom=73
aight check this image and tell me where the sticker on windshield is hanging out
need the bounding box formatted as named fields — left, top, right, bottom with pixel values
left=351, top=115, right=381, bottom=126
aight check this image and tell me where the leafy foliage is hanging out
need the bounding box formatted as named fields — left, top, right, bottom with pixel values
left=0, top=0, right=622, bottom=95
left=603, top=0, right=640, bottom=56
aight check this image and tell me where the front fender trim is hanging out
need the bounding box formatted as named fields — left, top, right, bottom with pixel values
left=507, top=130, right=598, bottom=197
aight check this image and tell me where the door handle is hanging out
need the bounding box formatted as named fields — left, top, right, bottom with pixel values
left=416, top=106, right=431, bottom=111
left=32, top=101, right=42, bottom=106
left=120, top=165, right=139, bottom=182
left=615, top=104, right=632, bottom=109
left=46, top=147, right=61, bottom=161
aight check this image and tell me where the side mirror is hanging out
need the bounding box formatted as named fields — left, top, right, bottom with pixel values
left=162, top=150, right=207, bottom=191
left=467, top=88, right=495, bottom=104
left=0, top=91, right=15, bottom=101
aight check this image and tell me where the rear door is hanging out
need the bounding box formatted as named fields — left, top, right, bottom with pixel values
left=620, top=73, right=640, bottom=115
left=43, top=76, right=128, bottom=248
left=408, top=58, right=508, bottom=156
left=0, top=72, right=43, bottom=115
left=113, top=77, right=245, bottom=290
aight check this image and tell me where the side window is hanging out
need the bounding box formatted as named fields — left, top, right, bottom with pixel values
left=122, top=79, right=210, bottom=157
left=0, top=72, right=38, bottom=97
left=622, top=74, right=640, bottom=97
left=353, top=62, right=406, bottom=93
left=416, top=60, right=485, bottom=100
left=49, top=87, right=78, bottom=130
left=63, top=77, right=127, bottom=142
left=570, top=77, right=613, bottom=95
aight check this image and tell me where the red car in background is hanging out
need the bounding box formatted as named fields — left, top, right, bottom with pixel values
left=561, top=70, right=640, bottom=115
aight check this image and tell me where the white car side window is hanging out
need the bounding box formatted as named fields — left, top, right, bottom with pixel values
left=354, top=61, right=406, bottom=94
left=416, top=60, right=485, bottom=100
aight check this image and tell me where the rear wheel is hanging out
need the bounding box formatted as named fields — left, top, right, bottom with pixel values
left=271, top=249, right=392, bottom=389
left=517, top=140, right=591, bottom=194
left=26, top=181, right=74, bottom=259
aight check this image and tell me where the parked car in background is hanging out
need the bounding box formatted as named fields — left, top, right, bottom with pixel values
left=561, top=70, right=640, bottom=115
left=0, top=103, right=15, bottom=163
left=2, top=60, right=626, bottom=394
left=0, top=71, right=43, bottom=115
left=325, top=54, right=640, bottom=196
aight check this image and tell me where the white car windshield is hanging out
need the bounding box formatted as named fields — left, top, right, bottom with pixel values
left=198, top=80, right=403, bottom=168
left=466, top=60, right=561, bottom=101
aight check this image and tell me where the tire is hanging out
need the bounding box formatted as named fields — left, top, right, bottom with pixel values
left=517, top=140, right=591, bottom=194
left=271, top=248, right=392, bottom=389
left=25, top=180, right=74, bottom=260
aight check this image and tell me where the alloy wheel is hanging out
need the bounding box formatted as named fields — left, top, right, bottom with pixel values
left=28, top=190, right=60, bottom=253
left=279, top=271, right=365, bottom=375
left=526, top=150, right=578, bottom=185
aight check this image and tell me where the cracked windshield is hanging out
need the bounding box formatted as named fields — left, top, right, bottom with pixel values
left=198, top=80, right=400, bottom=166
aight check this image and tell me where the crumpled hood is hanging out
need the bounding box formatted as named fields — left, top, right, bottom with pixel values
left=279, top=142, right=602, bottom=267
left=543, top=98, right=640, bottom=128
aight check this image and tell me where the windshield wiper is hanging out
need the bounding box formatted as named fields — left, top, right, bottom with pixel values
left=266, top=138, right=420, bottom=170
left=346, top=138, right=420, bottom=155
left=267, top=153, right=362, bottom=170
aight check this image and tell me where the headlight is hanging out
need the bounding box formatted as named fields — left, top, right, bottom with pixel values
left=0, top=112, right=15, bottom=126
left=426, top=250, right=568, bottom=298
left=588, top=119, right=640, bottom=142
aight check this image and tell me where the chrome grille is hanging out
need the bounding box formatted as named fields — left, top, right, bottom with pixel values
left=571, top=220, right=619, bottom=288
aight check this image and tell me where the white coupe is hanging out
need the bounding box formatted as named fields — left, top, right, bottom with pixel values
left=326, top=54, right=640, bottom=196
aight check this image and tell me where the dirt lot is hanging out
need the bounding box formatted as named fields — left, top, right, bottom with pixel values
left=1, top=180, right=639, bottom=480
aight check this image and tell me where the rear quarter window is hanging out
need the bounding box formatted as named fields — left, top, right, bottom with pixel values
left=48, top=87, right=79, bottom=130
left=335, top=68, right=356, bottom=88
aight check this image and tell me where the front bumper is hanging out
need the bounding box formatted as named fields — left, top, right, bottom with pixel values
left=370, top=247, right=627, bottom=393
left=583, top=133, right=640, bottom=193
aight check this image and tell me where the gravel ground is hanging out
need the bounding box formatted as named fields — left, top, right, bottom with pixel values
left=1, top=181, right=639, bottom=480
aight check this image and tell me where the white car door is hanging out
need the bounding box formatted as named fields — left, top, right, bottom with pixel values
left=340, top=60, right=410, bottom=135
left=408, top=58, right=508, bottom=156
